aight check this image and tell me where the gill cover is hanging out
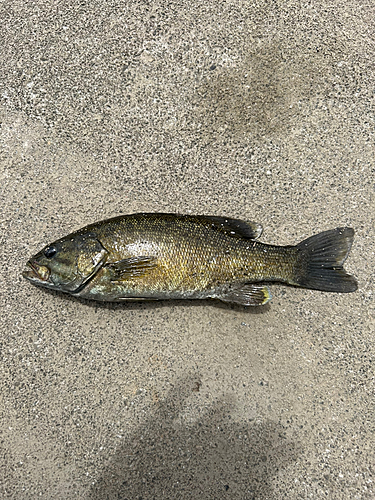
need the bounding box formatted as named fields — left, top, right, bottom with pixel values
left=68, top=234, right=109, bottom=292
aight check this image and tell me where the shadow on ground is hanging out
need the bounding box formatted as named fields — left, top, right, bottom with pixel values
left=87, top=375, right=299, bottom=500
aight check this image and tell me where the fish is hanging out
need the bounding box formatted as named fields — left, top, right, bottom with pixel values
left=22, top=213, right=357, bottom=306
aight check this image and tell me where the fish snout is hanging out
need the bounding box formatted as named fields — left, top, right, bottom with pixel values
left=23, top=260, right=51, bottom=282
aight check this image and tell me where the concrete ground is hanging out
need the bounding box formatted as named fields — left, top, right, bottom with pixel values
left=0, top=1, right=374, bottom=498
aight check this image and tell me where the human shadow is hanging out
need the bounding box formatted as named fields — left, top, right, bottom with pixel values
left=87, top=374, right=299, bottom=500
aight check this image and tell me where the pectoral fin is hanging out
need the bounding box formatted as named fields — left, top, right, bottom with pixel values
left=106, top=256, right=158, bottom=281
left=217, top=284, right=272, bottom=306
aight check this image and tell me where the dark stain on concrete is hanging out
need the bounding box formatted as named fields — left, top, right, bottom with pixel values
left=191, top=38, right=346, bottom=144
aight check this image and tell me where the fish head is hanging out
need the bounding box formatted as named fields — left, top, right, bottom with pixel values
left=23, top=232, right=108, bottom=293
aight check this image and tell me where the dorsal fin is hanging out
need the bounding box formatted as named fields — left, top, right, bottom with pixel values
left=199, top=216, right=263, bottom=240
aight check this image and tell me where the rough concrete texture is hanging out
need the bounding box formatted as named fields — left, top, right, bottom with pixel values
left=0, top=0, right=374, bottom=498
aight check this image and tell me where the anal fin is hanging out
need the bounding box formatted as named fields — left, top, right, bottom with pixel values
left=217, top=283, right=272, bottom=306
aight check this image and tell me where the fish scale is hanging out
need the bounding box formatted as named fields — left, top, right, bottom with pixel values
left=23, top=213, right=357, bottom=306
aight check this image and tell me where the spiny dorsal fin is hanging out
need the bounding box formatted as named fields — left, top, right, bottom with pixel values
left=199, top=216, right=263, bottom=240
left=106, top=256, right=158, bottom=281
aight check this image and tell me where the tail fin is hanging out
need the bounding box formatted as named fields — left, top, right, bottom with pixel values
left=294, top=227, right=357, bottom=292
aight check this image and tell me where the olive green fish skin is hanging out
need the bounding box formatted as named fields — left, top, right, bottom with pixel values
left=23, top=213, right=357, bottom=306
left=78, top=214, right=295, bottom=301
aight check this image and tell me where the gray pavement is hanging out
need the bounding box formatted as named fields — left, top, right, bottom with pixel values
left=0, top=1, right=374, bottom=498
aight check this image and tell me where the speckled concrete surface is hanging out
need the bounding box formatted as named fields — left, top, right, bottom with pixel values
left=1, top=1, right=374, bottom=498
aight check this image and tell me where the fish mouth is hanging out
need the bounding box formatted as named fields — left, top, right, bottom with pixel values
left=23, top=260, right=51, bottom=282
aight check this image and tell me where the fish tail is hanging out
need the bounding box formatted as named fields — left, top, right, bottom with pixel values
left=293, top=227, right=357, bottom=292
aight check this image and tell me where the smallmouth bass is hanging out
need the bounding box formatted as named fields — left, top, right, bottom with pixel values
left=23, top=213, right=357, bottom=306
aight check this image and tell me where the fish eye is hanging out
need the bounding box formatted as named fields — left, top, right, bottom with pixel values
left=44, top=246, right=57, bottom=259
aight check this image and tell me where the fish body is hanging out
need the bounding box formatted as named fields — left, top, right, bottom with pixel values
left=23, top=213, right=357, bottom=306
